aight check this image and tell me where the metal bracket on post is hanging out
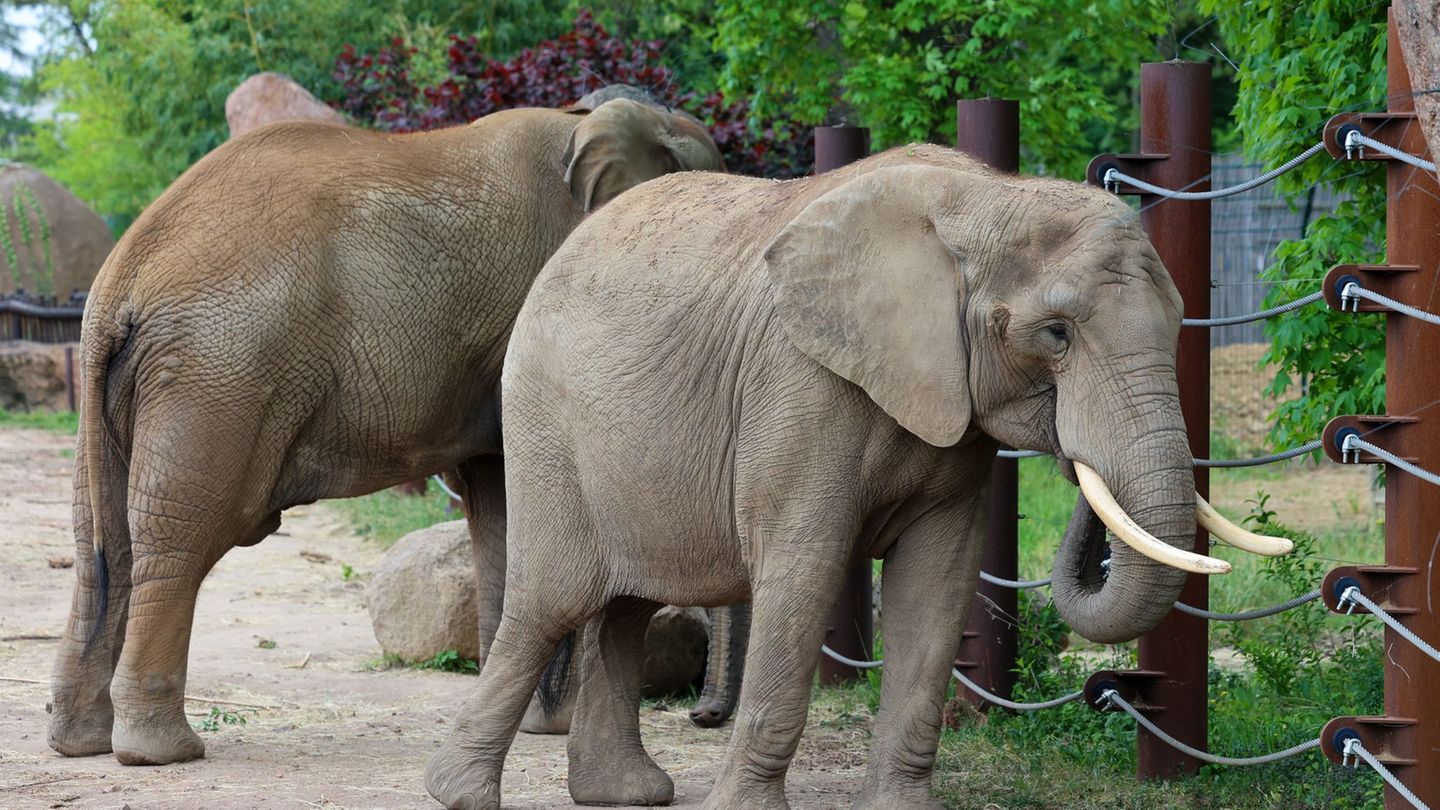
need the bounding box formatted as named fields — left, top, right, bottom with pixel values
left=1321, top=566, right=1418, bottom=617
left=1084, top=670, right=1166, bottom=714
left=1322, top=264, right=1419, bottom=314
left=1323, top=112, right=1422, bottom=162
left=1085, top=154, right=1165, bottom=195
left=1320, top=716, right=1418, bottom=769
left=1322, top=416, right=1419, bottom=466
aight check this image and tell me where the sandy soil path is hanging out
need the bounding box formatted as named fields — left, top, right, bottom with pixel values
left=0, top=427, right=865, bottom=809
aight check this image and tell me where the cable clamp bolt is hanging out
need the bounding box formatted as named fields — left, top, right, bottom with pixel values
left=1343, top=127, right=1364, bottom=161
left=1341, top=281, right=1361, bottom=313
left=1102, top=167, right=1120, bottom=194
left=1341, top=736, right=1360, bottom=768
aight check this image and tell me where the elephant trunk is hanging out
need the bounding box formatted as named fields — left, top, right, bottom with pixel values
left=690, top=602, right=750, bottom=727
left=1050, top=376, right=1195, bottom=644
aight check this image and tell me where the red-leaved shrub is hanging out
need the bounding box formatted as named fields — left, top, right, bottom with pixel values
left=333, top=12, right=812, bottom=179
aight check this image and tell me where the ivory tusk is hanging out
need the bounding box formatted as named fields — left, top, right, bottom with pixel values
left=1072, top=462, right=1231, bottom=575
left=1195, top=494, right=1294, bottom=557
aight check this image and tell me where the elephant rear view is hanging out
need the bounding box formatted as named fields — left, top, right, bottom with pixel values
left=425, top=144, right=1288, bottom=809
left=48, top=92, right=722, bottom=766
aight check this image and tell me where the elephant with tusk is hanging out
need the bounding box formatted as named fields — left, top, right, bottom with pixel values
left=47, top=87, right=723, bottom=767
left=424, top=143, right=1291, bottom=809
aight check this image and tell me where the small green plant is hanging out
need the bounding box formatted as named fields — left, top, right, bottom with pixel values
left=340, top=563, right=356, bottom=581
left=256, top=638, right=276, bottom=649
left=415, top=649, right=480, bottom=673
left=192, top=705, right=256, bottom=733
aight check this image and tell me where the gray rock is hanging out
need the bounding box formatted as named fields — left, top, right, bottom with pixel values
left=366, top=520, right=479, bottom=662
left=367, top=522, right=711, bottom=695
left=226, top=72, right=344, bottom=139
left=641, top=606, right=709, bottom=697
left=0, top=341, right=76, bottom=412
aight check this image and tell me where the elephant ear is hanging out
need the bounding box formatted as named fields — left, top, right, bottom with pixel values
left=764, top=165, right=971, bottom=448
left=563, top=98, right=724, bottom=212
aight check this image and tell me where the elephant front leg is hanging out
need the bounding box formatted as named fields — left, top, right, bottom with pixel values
left=855, top=501, right=983, bottom=810
left=49, top=451, right=133, bottom=757
left=691, top=601, right=750, bottom=728
left=704, top=555, right=846, bottom=810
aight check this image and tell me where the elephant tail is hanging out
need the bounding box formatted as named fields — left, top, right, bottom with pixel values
left=79, top=296, right=131, bottom=648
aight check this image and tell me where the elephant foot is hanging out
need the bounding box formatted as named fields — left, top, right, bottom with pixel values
left=688, top=697, right=730, bottom=728
left=568, top=744, right=674, bottom=806
left=701, top=780, right=789, bottom=810
left=47, top=705, right=114, bottom=757
left=111, top=712, right=205, bottom=766
left=518, top=691, right=572, bottom=735
left=425, top=744, right=501, bottom=810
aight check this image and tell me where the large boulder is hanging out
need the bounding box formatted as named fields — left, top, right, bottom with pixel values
left=367, top=521, right=710, bottom=695
left=0, top=165, right=115, bottom=300
left=226, top=72, right=345, bottom=138
left=367, top=520, right=480, bottom=661
left=0, top=341, right=75, bottom=411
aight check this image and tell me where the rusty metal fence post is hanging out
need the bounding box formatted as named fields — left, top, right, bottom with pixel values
left=1084, top=62, right=1213, bottom=778
left=953, top=98, right=1021, bottom=709
left=1315, top=10, right=1440, bottom=807
left=814, top=124, right=875, bottom=684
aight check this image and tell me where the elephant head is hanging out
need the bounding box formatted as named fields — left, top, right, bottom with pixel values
left=563, top=95, right=724, bottom=212
left=765, top=159, right=1286, bottom=644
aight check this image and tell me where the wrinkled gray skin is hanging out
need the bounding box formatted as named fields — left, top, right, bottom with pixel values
left=47, top=91, right=722, bottom=767
left=425, top=144, right=1195, bottom=809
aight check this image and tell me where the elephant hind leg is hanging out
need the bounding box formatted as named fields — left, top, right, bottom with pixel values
left=108, top=403, right=283, bottom=765
left=49, top=438, right=134, bottom=757
left=567, top=597, right=673, bottom=806
left=426, top=610, right=581, bottom=810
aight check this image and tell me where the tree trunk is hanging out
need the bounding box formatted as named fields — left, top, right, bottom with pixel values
left=1395, top=0, right=1440, bottom=176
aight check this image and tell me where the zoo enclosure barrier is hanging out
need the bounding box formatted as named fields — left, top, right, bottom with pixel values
left=815, top=9, right=1439, bottom=808
left=0, top=291, right=85, bottom=344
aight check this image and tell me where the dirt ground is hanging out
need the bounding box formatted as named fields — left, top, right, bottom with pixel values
left=0, top=427, right=865, bottom=809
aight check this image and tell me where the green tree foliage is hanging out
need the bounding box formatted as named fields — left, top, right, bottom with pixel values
left=17, top=0, right=573, bottom=229
left=1199, top=0, right=1388, bottom=451
left=707, top=0, right=1184, bottom=178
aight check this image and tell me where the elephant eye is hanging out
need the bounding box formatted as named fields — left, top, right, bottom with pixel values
left=1045, top=323, right=1070, bottom=344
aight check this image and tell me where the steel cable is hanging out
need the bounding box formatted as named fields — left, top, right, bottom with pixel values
left=1100, top=690, right=1320, bottom=766
left=978, top=571, right=1052, bottom=589
left=1343, top=738, right=1430, bottom=810
left=1182, top=291, right=1325, bottom=327
left=997, top=441, right=1321, bottom=467
left=952, top=667, right=1083, bottom=711
left=1341, top=283, right=1440, bottom=328
left=1340, top=434, right=1440, bottom=488
left=1339, top=587, right=1440, bottom=665
left=1170, top=589, right=1321, bottom=622
left=818, top=645, right=884, bottom=669
left=1346, top=131, right=1438, bottom=174
left=431, top=474, right=462, bottom=501
left=1103, top=142, right=1327, bottom=200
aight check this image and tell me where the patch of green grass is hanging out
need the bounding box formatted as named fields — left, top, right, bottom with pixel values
left=191, top=706, right=256, bottom=733
left=0, top=408, right=79, bottom=433
left=330, top=486, right=456, bottom=548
